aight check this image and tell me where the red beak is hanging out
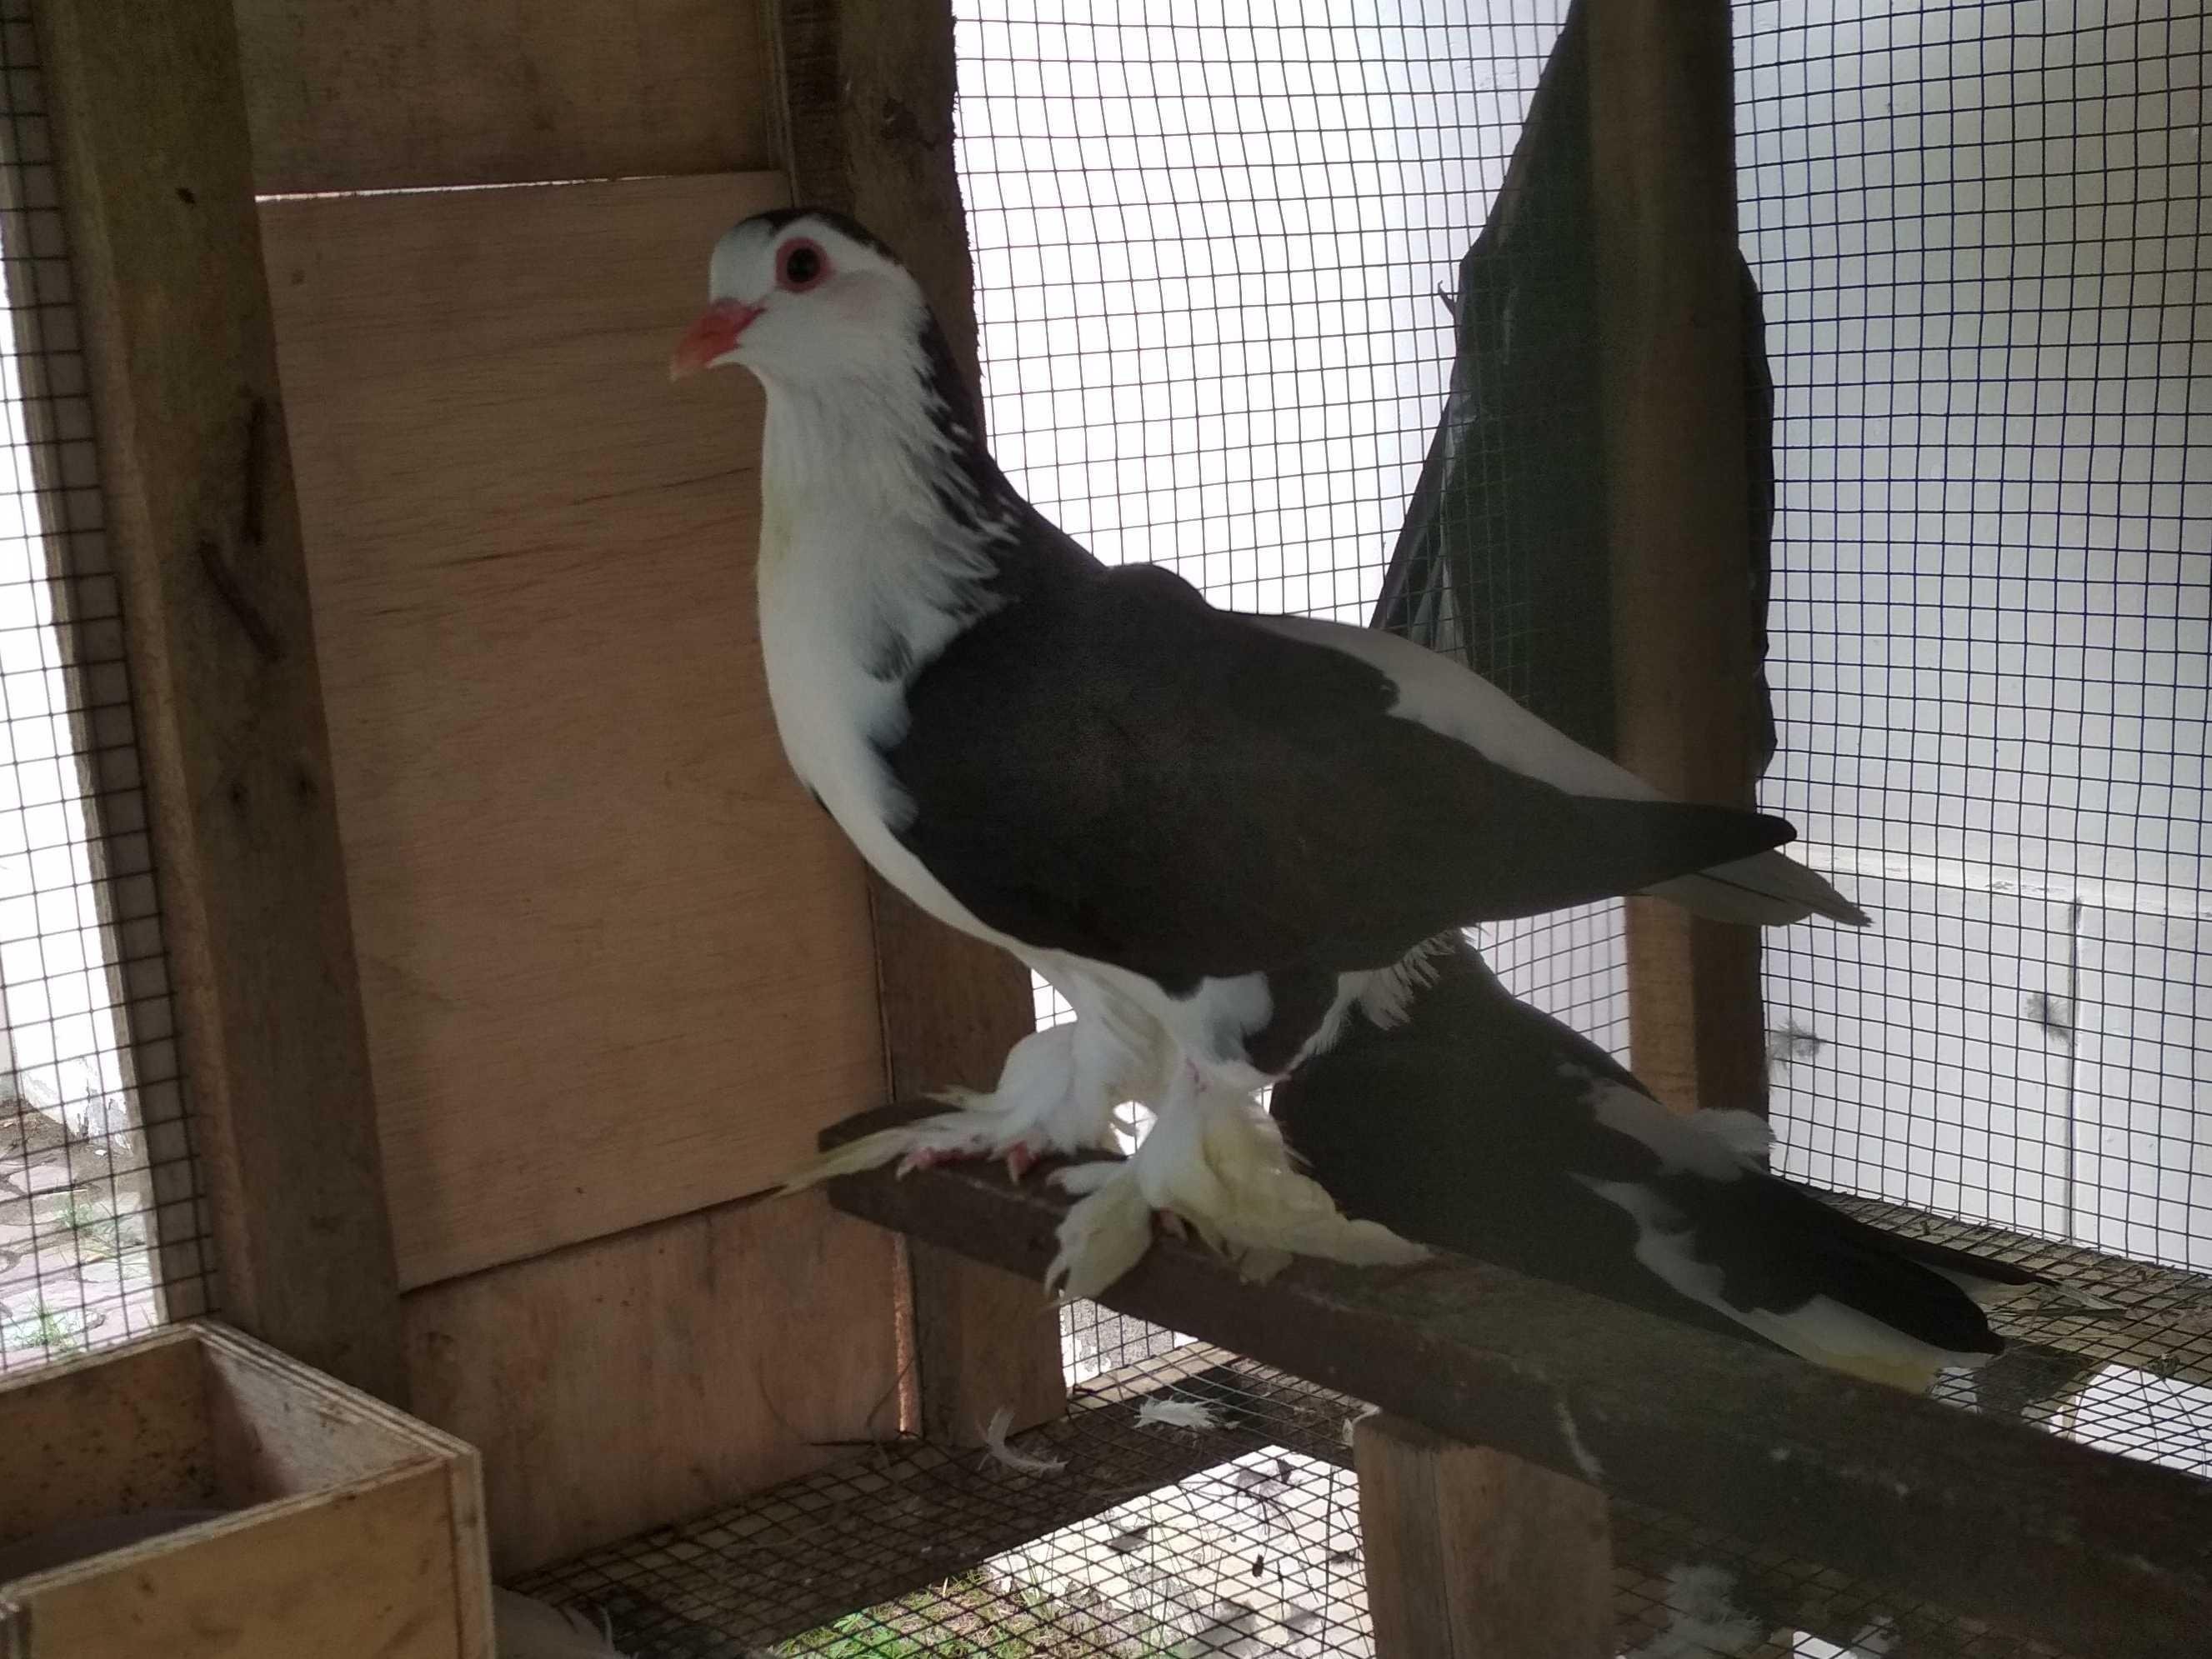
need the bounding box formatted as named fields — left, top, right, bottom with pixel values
left=669, top=299, right=761, bottom=380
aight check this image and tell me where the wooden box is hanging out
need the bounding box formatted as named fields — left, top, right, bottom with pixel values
left=0, top=1322, right=493, bottom=1657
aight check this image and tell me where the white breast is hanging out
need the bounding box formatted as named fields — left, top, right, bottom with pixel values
left=755, top=480, right=1015, bottom=952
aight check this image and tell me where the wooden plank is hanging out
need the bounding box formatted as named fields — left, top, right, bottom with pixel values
left=770, top=0, right=1065, bottom=1444
left=1587, top=3, right=1768, bottom=1117
left=1356, top=1413, right=1612, bottom=1659
left=0, top=1331, right=210, bottom=1542
left=232, top=0, right=776, bottom=195
left=820, top=1110, right=2212, bottom=1659
left=258, top=172, right=888, bottom=1287
left=9, top=1462, right=468, bottom=1659
left=37, top=0, right=405, bottom=1397
left=401, top=1189, right=901, bottom=1577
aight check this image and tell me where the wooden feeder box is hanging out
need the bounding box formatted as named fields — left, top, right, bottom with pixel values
left=0, top=1322, right=493, bottom=1658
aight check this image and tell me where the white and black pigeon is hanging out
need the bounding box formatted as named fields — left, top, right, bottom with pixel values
left=671, top=207, right=1866, bottom=1298
left=1271, top=931, right=2045, bottom=1392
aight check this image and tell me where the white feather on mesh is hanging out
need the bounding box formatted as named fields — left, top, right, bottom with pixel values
left=979, top=1405, right=1068, bottom=1475
left=1135, top=1397, right=1220, bottom=1431
left=493, top=1588, right=630, bottom=1658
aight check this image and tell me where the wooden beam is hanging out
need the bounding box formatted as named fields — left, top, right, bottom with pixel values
left=1356, top=1413, right=1613, bottom=1659
left=38, top=0, right=405, bottom=1399
left=231, top=0, right=777, bottom=196
left=770, top=0, right=1066, bottom=1443
left=821, top=1107, right=2212, bottom=1659
left=1587, top=2, right=1768, bottom=1117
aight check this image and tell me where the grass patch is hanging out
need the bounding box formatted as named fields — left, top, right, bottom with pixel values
left=1, top=1298, right=101, bottom=1357
left=54, top=1192, right=138, bottom=1262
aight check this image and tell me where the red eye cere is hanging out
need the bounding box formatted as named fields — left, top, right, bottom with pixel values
left=778, top=238, right=828, bottom=291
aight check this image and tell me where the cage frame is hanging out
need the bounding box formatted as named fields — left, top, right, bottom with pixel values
left=22, top=0, right=2211, bottom=1653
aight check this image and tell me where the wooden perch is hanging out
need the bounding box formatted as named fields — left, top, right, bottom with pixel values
left=821, top=1105, right=2212, bottom=1659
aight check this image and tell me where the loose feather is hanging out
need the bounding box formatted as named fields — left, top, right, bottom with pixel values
left=1648, top=848, right=1873, bottom=927
left=1619, top=1564, right=1767, bottom=1659
left=494, top=1589, right=632, bottom=1659
left=1136, top=1397, right=1222, bottom=1432
left=979, top=1405, right=1067, bottom=1475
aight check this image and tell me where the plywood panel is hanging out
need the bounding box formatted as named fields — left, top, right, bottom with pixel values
left=403, top=1190, right=900, bottom=1575
left=15, top=1465, right=469, bottom=1659
left=0, top=1337, right=209, bottom=1543
left=233, top=0, right=775, bottom=194
left=261, top=172, right=886, bottom=1287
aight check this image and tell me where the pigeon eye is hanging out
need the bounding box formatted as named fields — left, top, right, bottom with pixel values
left=778, top=240, right=827, bottom=290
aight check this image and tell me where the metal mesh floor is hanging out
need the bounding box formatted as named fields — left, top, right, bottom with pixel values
left=517, top=1195, right=2212, bottom=1659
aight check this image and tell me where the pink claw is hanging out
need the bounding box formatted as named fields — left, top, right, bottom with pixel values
left=1005, top=1144, right=1039, bottom=1182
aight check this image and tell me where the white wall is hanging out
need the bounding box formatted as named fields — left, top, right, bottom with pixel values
left=1740, top=0, right=2211, bottom=1266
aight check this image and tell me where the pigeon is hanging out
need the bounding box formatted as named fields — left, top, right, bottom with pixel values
left=1270, top=931, right=2045, bottom=1391
left=671, top=207, right=1864, bottom=1297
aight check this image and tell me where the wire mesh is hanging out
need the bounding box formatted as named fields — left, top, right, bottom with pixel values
left=959, top=0, right=2209, bottom=1396
left=955, top=0, right=1633, bottom=1058
left=1738, top=1, right=2211, bottom=1271
left=524, top=1192, right=2212, bottom=1659
left=0, top=0, right=208, bottom=1374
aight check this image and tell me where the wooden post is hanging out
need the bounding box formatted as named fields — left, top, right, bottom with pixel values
left=1588, top=3, right=1769, bottom=1117
left=1356, top=1413, right=1614, bottom=1659
left=38, top=0, right=407, bottom=1400
left=770, top=0, right=1066, bottom=1442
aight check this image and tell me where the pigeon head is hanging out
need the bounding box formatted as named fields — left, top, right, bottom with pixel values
left=670, top=207, right=928, bottom=391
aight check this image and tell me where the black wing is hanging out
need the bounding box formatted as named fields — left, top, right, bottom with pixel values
left=1274, top=935, right=2004, bottom=1361
left=887, top=562, right=1791, bottom=987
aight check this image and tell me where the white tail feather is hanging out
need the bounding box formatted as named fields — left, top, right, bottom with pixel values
left=777, top=1124, right=918, bottom=1192
left=493, top=1589, right=630, bottom=1658
left=1647, top=848, right=1873, bottom=927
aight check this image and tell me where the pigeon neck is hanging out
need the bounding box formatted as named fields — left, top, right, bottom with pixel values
left=756, top=318, right=1008, bottom=534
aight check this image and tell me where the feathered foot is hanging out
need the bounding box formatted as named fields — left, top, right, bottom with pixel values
left=781, top=1022, right=1119, bottom=1192
left=1043, top=1079, right=1426, bottom=1302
